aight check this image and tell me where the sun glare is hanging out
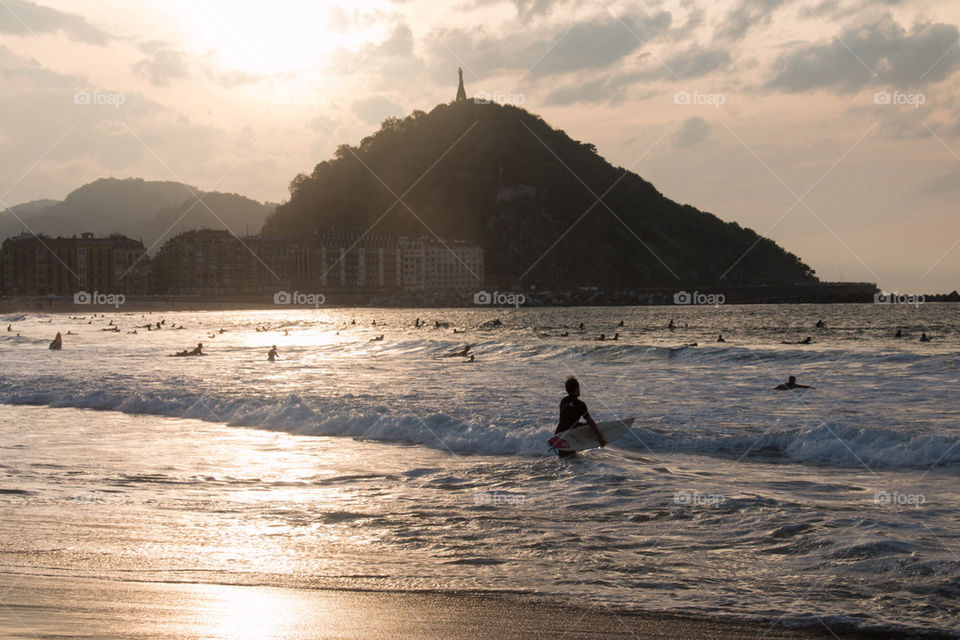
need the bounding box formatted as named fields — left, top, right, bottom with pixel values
left=163, top=1, right=374, bottom=75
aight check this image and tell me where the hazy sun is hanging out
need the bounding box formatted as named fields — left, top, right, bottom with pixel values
left=162, top=0, right=377, bottom=75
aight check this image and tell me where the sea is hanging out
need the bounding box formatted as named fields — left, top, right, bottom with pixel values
left=1, top=303, right=958, bottom=637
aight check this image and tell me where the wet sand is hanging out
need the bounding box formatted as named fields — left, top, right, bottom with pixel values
left=0, top=573, right=898, bottom=640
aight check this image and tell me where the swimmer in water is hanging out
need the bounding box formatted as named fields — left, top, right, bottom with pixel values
left=268, top=345, right=278, bottom=361
left=774, top=376, right=814, bottom=390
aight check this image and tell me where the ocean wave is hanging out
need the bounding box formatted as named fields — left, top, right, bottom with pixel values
left=0, top=379, right=957, bottom=470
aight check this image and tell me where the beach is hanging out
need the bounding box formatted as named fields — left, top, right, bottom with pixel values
left=1, top=306, right=958, bottom=638
left=2, top=573, right=890, bottom=640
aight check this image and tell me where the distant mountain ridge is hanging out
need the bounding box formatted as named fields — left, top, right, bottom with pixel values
left=1, top=178, right=274, bottom=254
left=263, top=101, right=817, bottom=288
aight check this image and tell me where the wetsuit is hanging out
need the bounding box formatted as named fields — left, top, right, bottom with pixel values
left=555, top=395, right=591, bottom=457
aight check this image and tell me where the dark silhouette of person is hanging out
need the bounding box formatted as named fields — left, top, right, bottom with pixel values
left=717, top=334, right=726, bottom=343
left=268, top=345, right=278, bottom=361
left=612, top=333, right=619, bottom=340
left=774, top=376, right=814, bottom=390
left=920, top=333, right=930, bottom=342
left=448, top=344, right=471, bottom=357
left=560, top=331, right=569, bottom=337
left=598, top=334, right=606, bottom=341
left=799, top=336, right=812, bottom=344
left=49, top=332, right=62, bottom=350
left=466, top=354, right=475, bottom=362
left=668, top=319, right=676, bottom=330
left=815, top=320, right=826, bottom=328
left=188, top=342, right=203, bottom=356
left=579, top=322, right=584, bottom=331
left=894, top=329, right=902, bottom=338
left=618, top=320, right=625, bottom=327
left=554, top=377, right=605, bottom=457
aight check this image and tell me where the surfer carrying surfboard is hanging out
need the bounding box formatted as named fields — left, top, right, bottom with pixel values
left=554, top=377, right=605, bottom=457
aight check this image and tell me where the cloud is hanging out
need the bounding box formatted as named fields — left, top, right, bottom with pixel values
left=351, top=95, right=405, bottom=125
left=430, top=9, right=671, bottom=83
left=0, top=44, right=82, bottom=90
left=542, top=45, right=729, bottom=105
left=0, top=0, right=111, bottom=45
left=674, top=116, right=712, bottom=147
left=767, top=15, right=960, bottom=93
left=715, top=0, right=789, bottom=42
left=468, top=0, right=580, bottom=18
left=132, top=42, right=190, bottom=86
left=659, top=46, right=731, bottom=79
left=523, top=10, right=672, bottom=78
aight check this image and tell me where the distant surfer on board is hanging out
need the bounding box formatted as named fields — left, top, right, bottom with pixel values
left=773, top=376, right=814, bottom=390
left=554, top=377, right=605, bottom=458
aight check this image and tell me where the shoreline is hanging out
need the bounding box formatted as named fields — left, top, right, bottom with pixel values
left=3, top=298, right=957, bottom=315
left=1, top=573, right=936, bottom=640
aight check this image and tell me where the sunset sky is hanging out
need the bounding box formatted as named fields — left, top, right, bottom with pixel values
left=1, top=0, right=959, bottom=293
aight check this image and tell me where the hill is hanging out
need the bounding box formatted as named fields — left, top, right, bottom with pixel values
left=1, top=178, right=274, bottom=253
left=263, top=101, right=817, bottom=288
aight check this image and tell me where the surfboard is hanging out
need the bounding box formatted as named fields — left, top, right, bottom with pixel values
left=547, top=417, right=635, bottom=453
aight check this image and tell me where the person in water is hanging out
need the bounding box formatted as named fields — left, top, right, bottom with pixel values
left=267, top=345, right=278, bottom=361
left=920, top=333, right=931, bottom=342
left=448, top=344, right=471, bottom=357
left=668, top=319, right=676, bottom=329
left=717, top=334, right=726, bottom=343
left=774, top=376, right=814, bottom=390
left=554, top=377, right=605, bottom=457
left=894, top=329, right=902, bottom=338
left=815, top=320, right=826, bottom=328
left=189, top=342, right=203, bottom=355
left=49, top=332, right=62, bottom=350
